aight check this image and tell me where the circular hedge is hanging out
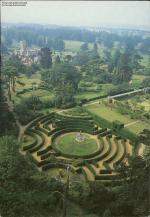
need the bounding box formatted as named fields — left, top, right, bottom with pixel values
left=54, top=132, right=100, bottom=158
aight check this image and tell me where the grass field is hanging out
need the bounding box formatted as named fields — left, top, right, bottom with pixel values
left=132, top=74, right=147, bottom=87
left=64, top=40, right=97, bottom=52
left=64, top=40, right=84, bottom=52
left=126, top=121, right=150, bottom=134
left=86, top=102, right=150, bottom=134
left=55, top=133, right=98, bottom=157
left=75, top=83, right=114, bottom=101
left=13, top=73, right=54, bottom=105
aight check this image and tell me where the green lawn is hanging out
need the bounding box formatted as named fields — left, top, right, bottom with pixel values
left=132, top=74, right=147, bottom=87
left=16, top=73, right=42, bottom=91
left=13, top=73, right=54, bottom=104
left=86, top=103, right=133, bottom=124
left=126, top=121, right=150, bottom=134
left=75, top=84, right=114, bottom=102
left=55, top=133, right=98, bottom=157
left=86, top=102, right=150, bottom=134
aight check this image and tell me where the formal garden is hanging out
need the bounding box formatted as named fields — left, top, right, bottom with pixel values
left=21, top=111, right=140, bottom=182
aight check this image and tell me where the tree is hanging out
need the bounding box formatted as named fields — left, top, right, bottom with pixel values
left=39, top=47, right=52, bottom=69
left=41, top=63, right=80, bottom=107
left=0, top=136, right=63, bottom=217
left=50, top=63, right=80, bottom=92
left=93, top=42, right=98, bottom=52
left=138, top=129, right=150, bottom=146
left=80, top=43, right=88, bottom=51
left=2, top=65, right=17, bottom=100
left=64, top=55, right=72, bottom=63
left=55, top=55, right=61, bottom=64
left=113, top=51, right=133, bottom=84
left=27, top=96, right=42, bottom=113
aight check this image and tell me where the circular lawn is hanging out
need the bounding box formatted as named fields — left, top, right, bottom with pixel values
left=54, top=132, right=99, bottom=158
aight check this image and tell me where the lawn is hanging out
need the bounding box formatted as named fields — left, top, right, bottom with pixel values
left=86, top=103, right=133, bottom=124
left=64, top=40, right=84, bottom=52
left=16, top=73, right=42, bottom=91
left=86, top=102, right=150, bottom=134
left=64, top=40, right=94, bottom=52
left=75, top=83, right=114, bottom=102
left=126, top=121, right=150, bottom=134
left=55, top=133, right=98, bottom=157
left=131, top=74, right=147, bottom=87
left=13, top=73, right=54, bottom=104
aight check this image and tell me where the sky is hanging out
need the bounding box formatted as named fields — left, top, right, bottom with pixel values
left=1, top=1, right=150, bottom=28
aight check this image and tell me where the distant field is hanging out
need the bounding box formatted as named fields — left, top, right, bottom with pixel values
left=64, top=40, right=95, bottom=52
left=86, top=102, right=150, bottom=134
left=64, top=40, right=84, bottom=52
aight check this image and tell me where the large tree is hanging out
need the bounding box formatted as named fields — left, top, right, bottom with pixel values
left=114, top=51, right=133, bottom=84
left=41, top=63, right=81, bottom=107
left=39, top=47, right=52, bottom=69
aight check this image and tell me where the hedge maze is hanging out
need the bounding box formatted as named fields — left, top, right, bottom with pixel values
left=22, top=112, right=133, bottom=182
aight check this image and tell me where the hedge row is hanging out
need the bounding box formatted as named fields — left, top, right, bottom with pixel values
left=85, top=109, right=137, bottom=142
left=40, top=112, right=55, bottom=124
left=37, top=145, right=52, bottom=156
left=113, top=140, right=126, bottom=168
left=55, top=121, right=94, bottom=130
left=98, top=130, right=112, bottom=138
left=85, top=110, right=113, bottom=129
left=40, top=152, right=51, bottom=160
left=79, top=94, right=108, bottom=105
left=86, top=137, right=111, bottom=163
left=43, top=117, right=54, bottom=130
left=55, top=113, right=92, bottom=121
left=100, top=169, right=112, bottom=174
left=95, top=174, right=120, bottom=181
left=35, top=126, right=51, bottom=136
left=22, top=132, right=37, bottom=151
left=29, top=113, right=53, bottom=128
left=116, top=128, right=137, bottom=143
left=84, top=162, right=97, bottom=176
left=26, top=128, right=45, bottom=153
left=104, top=138, right=119, bottom=164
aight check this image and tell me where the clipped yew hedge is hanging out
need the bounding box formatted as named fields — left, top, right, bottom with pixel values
left=26, top=128, right=45, bottom=153
left=22, top=131, right=37, bottom=151
left=113, top=139, right=126, bottom=167
left=55, top=113, right=93, bottom=121
left=104, top=138, right=119, bottom=164
left=84, top=162, right=97, bottom=176
left=37, top=145, right=52, bottom=156
left=100, top=169, right=112, bottom=174
left=95, top=174, right=120, bottom=180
